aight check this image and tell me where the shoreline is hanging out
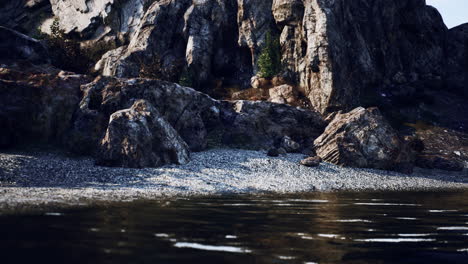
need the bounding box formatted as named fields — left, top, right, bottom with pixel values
left=1, top=148, right=467, bottom=210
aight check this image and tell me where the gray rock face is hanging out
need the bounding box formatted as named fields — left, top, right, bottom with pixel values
left=50, top=0, right=147, bottom=41
left=90, top=0, right=453, bottom=115
left=314, top=107, right=413, bottom=172
left=0, top=26, right=50, bottom=65
left=0, top=65, right=91, bottom=148
left=447, top=23, right=468, bottom=97
left=97, top=100, right=190, bottom=168
left=96, top=0, right=249, bottom=88
left=237, top=0, right=274, bottom=70
left=274, top=0, right=448, bottom=114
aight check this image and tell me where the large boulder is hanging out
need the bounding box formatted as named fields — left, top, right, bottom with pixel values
left=314, top=107, right=413, bottom=172
left=0, top=65, right=91, bottom=148
left=0, top=26, right=50, bottom=65
left=97, top=100, right=190, bottom=168
left=67, top=76, right=220, bottom=154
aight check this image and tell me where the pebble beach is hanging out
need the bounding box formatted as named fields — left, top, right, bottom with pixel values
left=1, top=148, right=467, bottom=210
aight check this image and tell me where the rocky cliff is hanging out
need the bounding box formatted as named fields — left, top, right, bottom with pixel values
left=2, top=1, right=464, bottom=113
left=0, top=0, right=467, bottom=171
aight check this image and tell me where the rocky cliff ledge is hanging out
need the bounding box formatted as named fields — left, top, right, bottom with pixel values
left=0, top=0, right=467, bottom=172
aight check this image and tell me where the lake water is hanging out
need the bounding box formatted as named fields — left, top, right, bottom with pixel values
left=1, top=190, right=468, bottom=264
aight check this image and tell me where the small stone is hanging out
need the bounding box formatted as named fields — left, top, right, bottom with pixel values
left=280, top=136, right=301, bottom=153
left=300, top=156, right=322, bottom=167
left=267, top=148, right=280, bottom=157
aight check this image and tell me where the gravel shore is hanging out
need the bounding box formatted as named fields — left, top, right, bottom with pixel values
left=1, top=148, right=467, bottom=209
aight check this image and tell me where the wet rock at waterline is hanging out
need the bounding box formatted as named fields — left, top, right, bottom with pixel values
left=97, top=100, right=190, bottom=168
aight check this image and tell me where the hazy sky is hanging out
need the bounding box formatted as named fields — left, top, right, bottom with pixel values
left=426, top=0, right=468, bottom=28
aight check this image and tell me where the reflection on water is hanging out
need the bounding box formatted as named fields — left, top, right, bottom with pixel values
left=1, top=191, right=468, bottom=264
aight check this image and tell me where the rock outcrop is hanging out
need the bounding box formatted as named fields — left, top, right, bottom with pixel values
left=97, top=100, right=190, bottom=168
left=3, top=1, right=463, bottom=115
left=314, top=107, right=413, bottom=172
left=95, top=0, right=252, bottom=90
left=50, top=0, right=147, bottom=42
left=275, top=0, right=448, bottom=114
left=67, top=76, right=326, bottom=157
left=1, top=1, right=467, bottom=172
left=0, top=65, right=91, bottom=148
left=91, top=0, right=453, bottom=115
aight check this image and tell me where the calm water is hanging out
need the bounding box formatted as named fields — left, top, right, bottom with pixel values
left=1, top=191, right=468, bottom=264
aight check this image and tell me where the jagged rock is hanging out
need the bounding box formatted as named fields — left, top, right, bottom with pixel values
left=314, top=107, right=413, bottom=172
left=300, top=156, right=322, bottom=167
left=222, top=100, right=326, bottom=150
left=88, top=0, right=453, bottom=114
left=416, top=154, right=464, bottom=172
left=97, top=0, right=250, bottom=88
left=0, top=65, right=91, bottom=148
left=68, top=76, right=220, bottom=154
left=50, top=0, right=146, bottom=42
left=273, top=0, right=447, bottom=114
left=97, top=100, right=190, bottom=168
left=268, top=84, right=298, bottom=105
left=0, top=26, right=50, bottom=65
left=446, top=23, right=468, bottom=97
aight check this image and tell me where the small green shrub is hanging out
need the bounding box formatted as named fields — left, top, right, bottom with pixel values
left=258, top=31, right=282, bottom=79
